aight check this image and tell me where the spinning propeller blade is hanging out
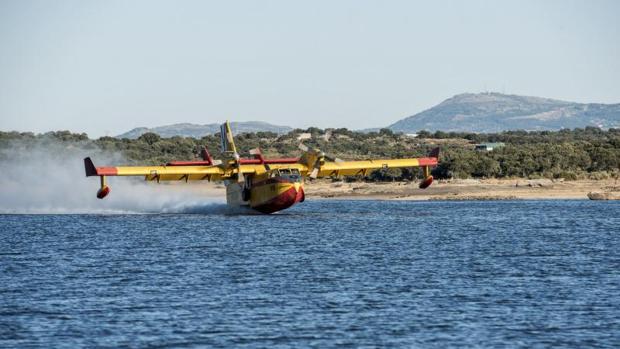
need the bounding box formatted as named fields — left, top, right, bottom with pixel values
left=298, top=143, right=335, bottom=179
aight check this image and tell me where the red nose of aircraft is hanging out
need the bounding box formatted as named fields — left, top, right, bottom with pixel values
left=254, top=182, right=305, bottom=214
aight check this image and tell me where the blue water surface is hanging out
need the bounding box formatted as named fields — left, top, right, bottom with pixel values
left=1, top=200, right=619, bottom=348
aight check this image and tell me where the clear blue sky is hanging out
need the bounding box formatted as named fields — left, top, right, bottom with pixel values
left=1, top=0, right=618, bottom=137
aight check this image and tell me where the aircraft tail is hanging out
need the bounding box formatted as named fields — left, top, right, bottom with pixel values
left=220, top=120, right=244, bottom=182
left=219, top=121, right=237, bottom=154
left=84, top=157, right=97, bottom=177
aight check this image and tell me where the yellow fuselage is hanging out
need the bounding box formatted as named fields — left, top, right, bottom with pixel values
left=226, top=172, right=305, bottom=214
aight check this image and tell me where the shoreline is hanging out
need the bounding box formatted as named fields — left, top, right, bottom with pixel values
left=303, top=178, right=620, bottom=201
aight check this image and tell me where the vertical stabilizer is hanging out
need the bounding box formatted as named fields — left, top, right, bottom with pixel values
left=219, top=121, right=237, bottom=154
left=220, top=120, right=243, bottom=182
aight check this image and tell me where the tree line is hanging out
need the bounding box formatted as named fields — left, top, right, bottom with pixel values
left=1, top=127, right=618, bottom=181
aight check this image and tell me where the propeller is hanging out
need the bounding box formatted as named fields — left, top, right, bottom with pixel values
left=297, top=143, right=310, bottom=153
left=298, top=143, right=323, bottom=178
left=234, top=152, right=244, bottom=183
left=250, top=147, right=270, bottom=171
left=325, top=154, right=344, bottom=163
left=298, top=143, right=343, bottom=179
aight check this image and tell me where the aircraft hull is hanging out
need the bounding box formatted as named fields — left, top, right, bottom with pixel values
left=250, top=178, right=304, bottom=214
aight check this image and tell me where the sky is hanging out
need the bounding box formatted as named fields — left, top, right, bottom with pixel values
left=0, top=0, right=619, bottom=137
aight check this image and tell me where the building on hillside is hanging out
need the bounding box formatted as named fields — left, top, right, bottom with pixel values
left=475, top=142, right=505, bottom=152
left=296, top=133, right=312, bottom=141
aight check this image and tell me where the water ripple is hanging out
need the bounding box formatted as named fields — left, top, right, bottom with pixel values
left=1, top=200, right=619, bottom=348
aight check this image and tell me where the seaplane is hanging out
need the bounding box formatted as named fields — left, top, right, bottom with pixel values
left=84, top=121, right=440, bottom=214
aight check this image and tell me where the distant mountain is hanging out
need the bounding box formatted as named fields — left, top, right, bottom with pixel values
left=389, top=92, right=620, bottom=133
left=117, top=121, right=293, bottom=139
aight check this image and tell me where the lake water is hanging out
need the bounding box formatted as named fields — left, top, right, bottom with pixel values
left=1, top=200, right=619, bottom=348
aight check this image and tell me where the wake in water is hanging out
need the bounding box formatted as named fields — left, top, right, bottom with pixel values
left=165, top=203, right=262, bottom=215
left=0, top=139, right=226, bottom=214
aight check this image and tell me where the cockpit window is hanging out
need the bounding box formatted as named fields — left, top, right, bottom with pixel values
left=272, top=168, right=301, bottom=182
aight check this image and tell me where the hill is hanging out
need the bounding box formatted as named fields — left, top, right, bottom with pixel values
left=116, top=121, right=292, bottom=139
left=389, top=92, right=620, bottom=133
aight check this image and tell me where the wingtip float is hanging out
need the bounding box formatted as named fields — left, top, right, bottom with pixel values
left=84, top=121, right=440, bottom=213
left=84, top=157, right=111, bottom=199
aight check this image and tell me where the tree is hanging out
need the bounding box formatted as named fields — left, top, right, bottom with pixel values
left=379, top=128, right=394, bottom=136
left=138, top=132, right=161, bottom=145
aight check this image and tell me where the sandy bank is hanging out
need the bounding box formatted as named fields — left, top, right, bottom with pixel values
left=303, top=178, right=620, bottom=201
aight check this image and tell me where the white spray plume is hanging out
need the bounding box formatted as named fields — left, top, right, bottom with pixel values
left=0, top=139, right=225, bottom=214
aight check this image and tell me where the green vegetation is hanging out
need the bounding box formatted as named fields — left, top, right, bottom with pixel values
left=1, top=127, right=618, bottom=181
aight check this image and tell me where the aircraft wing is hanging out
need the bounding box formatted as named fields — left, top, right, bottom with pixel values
left=315, top=157, right=438, bottom=177
left=84, top=158, right=226, bottom=181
